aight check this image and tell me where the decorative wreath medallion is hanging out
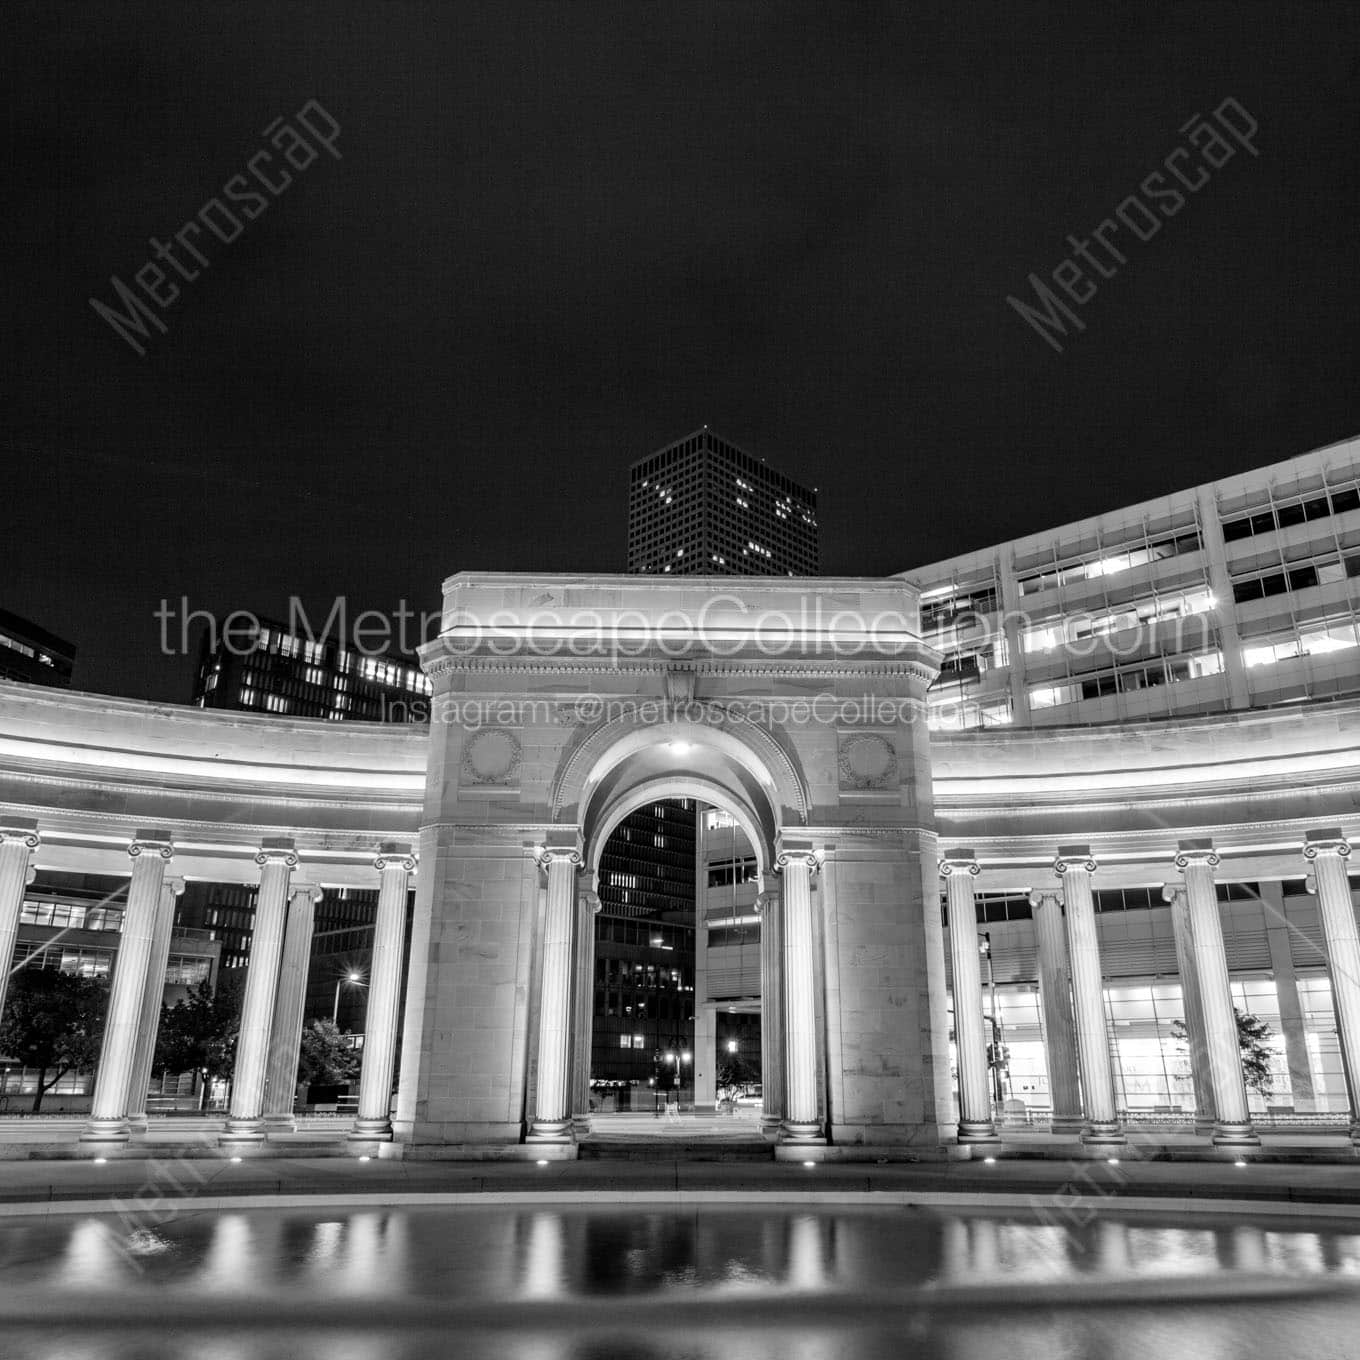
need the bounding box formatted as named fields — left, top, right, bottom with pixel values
left=837, top=733, right=898, bottom=790
left=462, top=728, right=522, bottom=785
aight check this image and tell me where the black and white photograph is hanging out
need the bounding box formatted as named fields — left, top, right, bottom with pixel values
left=3, top=3, right=1360, bottom=1356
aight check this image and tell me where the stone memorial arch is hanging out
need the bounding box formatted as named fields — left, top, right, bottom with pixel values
left=392, top=573, right=953, bottom=1158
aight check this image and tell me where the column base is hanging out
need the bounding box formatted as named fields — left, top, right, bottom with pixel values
left=1211, top=1121, right=1260, bottom=1147
left=262, top=1114, right=296, bottom=1134
left=125, top=1115, right=150, bottom=1135
left=348, top=1117, right=394, bottom=1142
left=221, top=1117, right=267, bottom=1145
left=79, top=1118, right=130, bottom=1145
left=1049, top=1115, right=1085, bottom=1135
left=1080, top=1121, right=1126, bottom=1146
left=779, top=1119, right=825, bottom=1143
left=571, top=1114, right=592, bottom=1139
left=1194, top=1116, right=1217, bottom=1137
left=1350, top=1122, right=1360, bottom=1147
left=957, top=1119, right=1000, bottom=1143
left=526, top=1118, right=575, bottom=1143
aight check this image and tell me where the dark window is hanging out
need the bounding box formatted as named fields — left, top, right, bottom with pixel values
left=1276, top=502, right=1307, bottom=529
left=1288, top=565, right=1319, bottom=591
left=1331, top=487, right=1360, bottom=515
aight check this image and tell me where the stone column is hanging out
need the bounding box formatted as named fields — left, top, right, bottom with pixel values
left=1163, top=882, right=1216, bottom=1133
left=777, top=838, right=823, bottom=1142
left=941, top=850, right=996, bottom=1142
left=0, top=821, right=40, bottom=1022
left=126, top=875, right=186, bottom=1131
left=82, top=830, right=174, bottom=1145
left=223, top=838, right=297, bottom=1144
left=263, top=881, right=323, bottom=1131
left=1303, top=829, right=1360, bottom=1143
left=1176, top=839, right=1257, bottom=1146
left=569, top=884, right=600, bottom=1135
left=1054, top=845, right=1123, bottom=1145
left=351, top=845, right=416, bottom=1141
left=1028, top=888, right=1082, bottom=1134
left=756, top=886, right=784, bottom=1135
left=528, top=833, right=582, bottom=1142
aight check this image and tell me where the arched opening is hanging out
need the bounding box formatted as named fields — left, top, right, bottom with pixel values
left=570, top=730, right=786, bottom=1140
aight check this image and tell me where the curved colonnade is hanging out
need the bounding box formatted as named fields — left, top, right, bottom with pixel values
left=1, top=619, right=1358, bottom=1155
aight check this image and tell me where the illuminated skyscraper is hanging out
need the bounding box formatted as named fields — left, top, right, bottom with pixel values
left=627, top=427, right=819, bottom=576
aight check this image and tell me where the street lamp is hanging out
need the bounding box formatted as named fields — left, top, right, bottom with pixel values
left=333, top=971, right=363, bottom=1025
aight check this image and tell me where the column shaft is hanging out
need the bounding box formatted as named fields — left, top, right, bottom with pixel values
left=568, top=887, right=598, bottom=1132
left=83, top=832, right=174, bottom=1143
left=1178, top=840, right=1257, bottom=1145
left=224, top=840, right=297, bottom=1141
left=1304, top=831, right=1360, bottom=1142
left=126, top=876, right=185, bottom=1129
left=352, top=850, right=414, bottom=1140
left=1055, top=846, right=1123, bottom=1144
left=779, top=843, right=822, bottom=1141
left=757, top=887, right=784, bottom=1134
left=264, top=883, right=321, bottom=1128
left=1263, top=882, right=1316, bottom=1112
left=1164, top=883, right=1216, bottom=1132
left=529, top=840, right=580, bottom=1140
left=1029, top=889, right=1082, bottom=1133
left=0, top=823, right=40, bottom=1024
left=943, top=853, right=995, bottom=1141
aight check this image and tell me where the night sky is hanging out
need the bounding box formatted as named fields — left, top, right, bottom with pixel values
left=5, top=2, right=1360, bottom=702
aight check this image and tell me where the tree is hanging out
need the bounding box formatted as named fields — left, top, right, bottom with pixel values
left=296, top=1019, right=361, bottom=1088
left=0, top=969, right=109, bottom=1112
left=715, top=1049, right=760, bottom=1103
left=154, top=974, right=243, bottom=1108
left=1171, top=1006, right=1276, bottom=1097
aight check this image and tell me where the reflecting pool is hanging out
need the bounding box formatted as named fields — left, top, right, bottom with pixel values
left=5, top=1201, right=1360, bottom=1359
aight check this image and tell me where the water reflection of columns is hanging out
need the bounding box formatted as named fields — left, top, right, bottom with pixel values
left=0, top=821, right=39, bottom=1022
left=264, top=882, right=323, bottom=1131
left=942, top=851, right=996, bottom=1142
left=757, top=886, right=784, bottom=1136
left=522, top=1212, right=566, bottom=1299
left=1029, top=888, right=1082, bottom=1134
left=529, top=835, right=582, bottom=1142
left=777, top=839, right=823, bottom=1142
left=1176, top=839, right=1257, bottom=1146
left=1303, top=829, right=1360, bottom=1144
left=1163, top=882, right=1216, bottom=1134
left=570, top=885, right=601, bottom=1137
left=352, top=845, right=416, bottom=1141
left=224, top=839, right=297, bottom=1143
left=1054, top=845, right=1123, bottom=1145
left=126, top=874, right=186, bottom=1132
left=83, top=830, right=175, bottom=1144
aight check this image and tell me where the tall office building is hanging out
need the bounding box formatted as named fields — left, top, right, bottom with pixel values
left=192, top=615, right=431, bottom=723
left=592, top=431, right=821, bottom=1104
left=0, top=610, right=75, bottom=688
left=627, top=427, right=819, bottom=576
left=902, top=433, right=1360, bottom=732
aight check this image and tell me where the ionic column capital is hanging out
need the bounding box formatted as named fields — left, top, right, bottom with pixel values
left=374, top=841, right=417, bottom=874
left=1175, top=837, right=1220, bottom=871
left=754, top=888, right=780, bottom=915
left=1054, top=844, right=1097, bottom=876
left=534, top=829, right=583, bottom=871
left=289, top=881, right=325, bottom=905
left=1028, top=887, right=1062, bottom=910
left=129, top=829, right=175, bottom=861
left=1160, top=883, right=1187, bottom=905
left=0, top=820, right=40, bottom=851
left=164, top=875, right=187, bottom=899
left=1303, top=828, right=1352, bottom=861
left=254, top=837, right=298, bottom=869
left=579, top=888, right=603, bottom=915
left=774, top=835, right=821, bottom=875
left=940, top=849, right=981, bottom=879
